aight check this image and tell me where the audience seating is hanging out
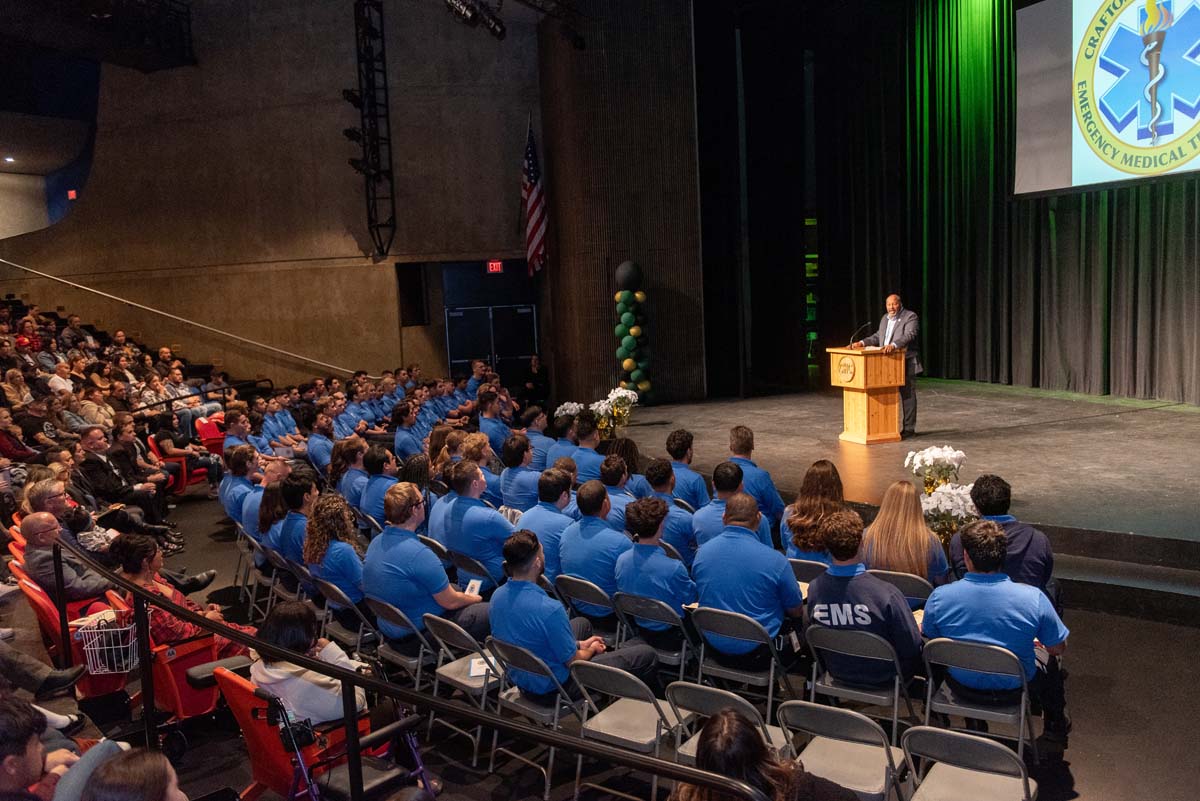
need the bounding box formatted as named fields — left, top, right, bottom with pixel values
left=689, top=607, right=797, bottom=723
left=553, top=575, right=622, bottom=643
left=902, top=726, right=1037, bottom=801
left=447, top=550, right=503, bottom=592
left=147, top=436, right=209, bottom=495
left=612, top=591, right=698, bottom=682
left=789, top=558, right=828, bottom=583
left=364, top=597, right=437, bottom=689
left=868, top=568, right=935, bottom=605
left=665, top=681, right=792, bottom=765
left=421, top=613, right=501, bottom=767
left=193, top=417, right=226, bottom=456
left=311, top=577, right=377, bottom=656
left=776, top=700, right=906, bottom=801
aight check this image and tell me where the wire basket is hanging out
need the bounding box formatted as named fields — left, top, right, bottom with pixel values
left=78, top=611, right=139, bottom=675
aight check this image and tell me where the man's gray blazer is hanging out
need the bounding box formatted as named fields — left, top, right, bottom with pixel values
left=862, top=308, right=923, bottom=376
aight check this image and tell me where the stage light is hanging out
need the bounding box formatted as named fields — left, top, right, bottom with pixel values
left=475, top=1, right=506, bottom=39
left=2, top=157, right=13, bottom=163
left=443, top=0, right=478, bottom=25
left=343, top=128, right=363, bottom=143
left=342, top=89, right=362, bottom=109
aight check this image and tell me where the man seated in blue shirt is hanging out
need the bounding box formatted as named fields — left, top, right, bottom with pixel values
left=951, top=475, right=1057, bottom=601
left=615, top=496, right=697, bottom=651
left=598, top=455, right=635, bottom=532
left=806, top=510, right=922, bottom=686
left=265, top=473, right=320, bottom=593
left=691, top=493, right=804, bottom=671
left=336, top=436, right=371, bottom=509
left=499, top=433, right=540, bottom=512
left=240, top=458, right=292, bottom=564
left=666, top=428, right=711, bottom=511
left=390, top=401, right=424, bottom=460
left=520, top=406, right=554, bottom=470
left=570, top=411, right=605, bottom=483
left=692, top=462, right=773, bottom=549
left=219, top=445, right=259, bottom=521
left=642, top=458, right=698, bottom=567
left=490, top=530, right=658, bottom=702
left=364, top=481, right=489, bottom=655
left=306, top=413, right=336, bottom=475
left=223, top=411, right=273, bottom=458
left=551, top=456, right=582, bottom=520
left=476, top=390, right=512, bottom=457
left=922, top=519, right=1071, bottom=744
left=516, top=468, right=574, bottom=583
left=728, top=425, right=785, bottom=528
left=359, top=444, right=400, bottom=528
left=444, top=459, right=514, bottom=593
left=558, top=480, right=631, bottom=630
left=545, top=413, right=578, bottom=466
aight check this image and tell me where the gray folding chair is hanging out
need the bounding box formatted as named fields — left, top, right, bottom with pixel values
left=664, top=681, right=792, bottom=766
left=612, top=592, right=698, bottom=681
left=868, top=569, right=935, bottom=605
left=805, top=625, right=920, bottom=744
left=536, top=574, right=563, bottom=603
left=777, top=700, right=906, bottom=801
left=902, top=725, right=1037, bottom=800
left=658, top=540, right=684, bottom=563
left=485, top=637, right=586, bottom=801
left=232, top=523, right=255, bottom=602
left=922, top=638, right=1040, bottom=763
left=553, top=574, right=622, bottom=644
left=365, top=597, right=438, bottom=689
left=243, top=537, right=278, bottom=622
left=311, top=577, right=378, bottom=656
left=448, top=549, right=503, bottom=590
left=689, top=607, right=796, bottom=722
left=352, top=506, right=383, bottom=538
left=417, top=535, right=450, bottom=563
left=428, top=479, right=449, bottom=497
left=422, top=613, right=501, bottom=767
left=789, top=558, right=829, bottom=583
left=672, top=498, right=696, bottom=514
left=497, top=505, right=523, bottom=525
left=570, top=662, right=690, bottom=801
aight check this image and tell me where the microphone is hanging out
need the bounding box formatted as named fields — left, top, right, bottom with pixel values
left=847, top=321, right=873, bottom=347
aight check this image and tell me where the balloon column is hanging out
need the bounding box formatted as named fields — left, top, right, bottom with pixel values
left=612, top=260, right=651, bottom=397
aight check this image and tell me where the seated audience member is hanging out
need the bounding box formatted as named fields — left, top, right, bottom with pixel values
left=783, top=459, right=845, bottom=564
left=48, top=362, right=75, bottom=396
left=153, top=412, right=224, bottom=498
left=115, top=534, right=256, bottom=657
left=77, top=426, right=164, bottom=523
left=304, top=494, right=369, bottom=628
left=489, top=530, right=658, bottom=701
left=922, top=519, right=1071, bottom=744
left=642, top=458, right=698, bottom=567
left=250, top=602, right=366, bottom=725
left=221, top=411, right=272, bottom=456
left=363, top=482, right=489, bottom=653
left=499, top=433, right=540, bottom=512
left=953, top=474, right=1055, bottom=594
left=607, top=438, right=652, bottom=498
left=545, top=413, right=578, bottom=466
left=461, top=432, right=502, bottom=508
left=614, top=496, right=697, bottom=649
left=598, top=454, right=635, bottom=532
left=256, top=483, right=290, bottom=576
left=240, top=458, right=292, bottom=549
left=107, top=422, right=170, bottom=513
left=558, top=480, right=631, bottom=623
left=334, top=436, right=370, bottom=509
left=263, top=393, right=306, bottom=454
left=106, top=382, right=132, bottom=415
left=515, top=468, right=574, bottom=583
left=476, top=390, right=511, bottom=458
left=672, top=709, right=858, bottom=801
left=552, top=456, right=581, bottom=519
left=57, top=315, right=97, bottom=354
left=154, top=347, right=185, bottom=378
left=727, top=425, right=785, bottom=526
left=358, top=444, right=399, bottom=528
left=2, top=368, right=34, bottom=408
left=390, top=401, right=423, bottom=461
left=85, top=362, right=113, bottom=392
left=432, top=429, right=466, bottom=481
left=570, top=410, right=604, bottom=483
left=519, top=354, right=549, bottom=408
left=666, top=428, right=711, bottom=511
left=305, top=412, right=336, bottom=474
left=218, top=445, right=258, bottom=519
left=805, top=511, right=922, bottom=685
left=520, top=406, right=554, bottom=470
left=37, top=339, right=69, bottom=374
left=20, top=512, right=111, bottom=611
left=0, top=695, right=105, bottom=801
left=862, top=480, right=950, bottom=588
left=426, top=464, right=460, bottom=551
left=0, top=407, right=45, bottom=464
left=692, top=461, right=772, bottom=549
left=16, top=399, right=64, bottom=450
left=443, top=460, right=514, bottom=592
left=267, top=474, right=320, bottom=565
left=691, top=493, right=804, bottom=669
left=82, top=748, right=190, bottom=801
left=101, top=329, right=140, bottom=362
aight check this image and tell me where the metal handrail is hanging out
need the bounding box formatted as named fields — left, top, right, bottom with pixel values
left=49, top=538, right=770, bottom=801
left=130, top=378, right=275, bottom=417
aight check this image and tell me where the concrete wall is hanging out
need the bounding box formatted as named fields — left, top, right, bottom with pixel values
left=0, top=174, right=49, bottom=240
left=0, top=0, right=540, bottom=385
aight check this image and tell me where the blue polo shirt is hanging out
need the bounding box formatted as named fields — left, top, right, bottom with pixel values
left=277, top=511, right=309, bottom=565
left=545, top=438, right=578, bottom=466
left=444, top=496, right=514, bottom=591
left=490, top=579, right=578, bottom=695
left=307, top=433, right=334, bottom=473
left=921, top=573, right=1069, bottom=690
left=363, top=525, right=450, bottom=639
left=671, top=462, right=711, bottom=511
left=393, top=426, right=423, bottom=460
left=500, top=466, right=540, bottom=512
left=338, top=468, right=370, bottom=509
left=223, top=434, right=251, bottom=452
left=479, top=416, right=511, bottom=457
left=309, top=540, right=364, bottom=606
left=693, top=498, right=773, bottom=549
left=626, top=474, right=653, bottom=499
left=427, top=491, right=458, bottom=548
left=692, top=526, right=802, bottom=654
left=263, top=518, right=286, bottom=555
left=240, top=486, right=266, bottom=541
left=806, top=563, right=922, bottom=684
left=360, top=474, right=399, bottom=527
left=729, top=456, right=785, bottom=525
left=249, top=433, right=274, bottom=455
left=333, top=412, right=359, bottom=440
left=221, top=475, right=255, bottom=521
left=573, top=446, right=604, bottom=482
left=650, top=491, right=698, bottom=567
left=479, top=465, right=503, bottom=508
left=516, top=501, right=573, bottom=583
left=527, top=431, right=555, bottom=470
left=615, top=543, right=697, bottom=630
left=262, top=413, right=290, bottom=442
left=558, top=514, right=632, bottom=616
left=466, top=376, right=482, bottom=396
left=603, top=485, right=635, bottom=532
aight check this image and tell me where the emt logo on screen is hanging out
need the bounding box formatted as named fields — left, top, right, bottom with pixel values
left=1074, top=0, right=1200, bottom=174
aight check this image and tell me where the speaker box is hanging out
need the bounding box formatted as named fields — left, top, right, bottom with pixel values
left=396, top=264, right=429, bottom=326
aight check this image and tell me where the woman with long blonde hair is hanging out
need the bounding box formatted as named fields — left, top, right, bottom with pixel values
left=461, top=432, right=502, bottom=506
left=782, top=460, right=844, bottom=563
left=862, top=480, right=949, bottom=584
left=303, top=493, right=370, bottom=628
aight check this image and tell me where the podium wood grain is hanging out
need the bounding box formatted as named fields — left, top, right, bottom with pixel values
left=826, top=347, right=905, bottom=444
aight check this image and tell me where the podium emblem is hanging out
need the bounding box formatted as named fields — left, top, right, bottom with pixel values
left=837, top=356, right=856, bottom=383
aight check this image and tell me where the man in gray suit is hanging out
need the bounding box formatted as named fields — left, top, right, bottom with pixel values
left=851, top=294, right=922, bottom=437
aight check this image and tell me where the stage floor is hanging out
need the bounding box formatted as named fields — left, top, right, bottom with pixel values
left=626, top=379, right=1200, bottom=542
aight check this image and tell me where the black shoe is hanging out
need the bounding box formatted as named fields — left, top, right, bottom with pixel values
left=175, top=570, right=217, bottom=595
left=161, top=541, right=186, bottom=557
left=60, top=713, right=90, bottom=737
left=901, top=430, right=916, bottom=439
left=34, top=665, right=86, bottom=700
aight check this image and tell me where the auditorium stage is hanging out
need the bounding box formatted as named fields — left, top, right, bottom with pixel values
left=625, top=378, right=1200, bottom=545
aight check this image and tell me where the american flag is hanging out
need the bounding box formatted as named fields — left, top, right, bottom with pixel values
left=522, top=121, right=549, bottom=276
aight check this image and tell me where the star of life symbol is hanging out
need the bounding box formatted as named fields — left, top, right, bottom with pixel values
left=1075, top=0, right=1200, bottom=174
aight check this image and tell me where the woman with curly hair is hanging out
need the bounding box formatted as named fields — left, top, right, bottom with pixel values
left=604, top=437, right=653, bottom=498
left=782, top=460, right=845, bottom=564
left=461, top=432, right=502, bottom=507
left=303, top=493, right=371, bottom=628
left=861, top=479, right=949, bottom=586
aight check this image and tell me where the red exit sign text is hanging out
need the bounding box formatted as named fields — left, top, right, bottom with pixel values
left=486, top=260, right=504, bottom=274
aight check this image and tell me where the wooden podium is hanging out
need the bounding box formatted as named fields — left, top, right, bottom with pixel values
left=826, top=347, right=905, bottom=444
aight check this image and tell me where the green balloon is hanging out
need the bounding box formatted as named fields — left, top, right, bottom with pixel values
left=621, top=335, right=637, bottom=350
left=637, top=359, right=650, bottom=370
left=618, top=290, right=634, bottom=304
left=616, top=302, right=629, bottom=315
left=630, top=369, right=645, bottom=383
left=614, top=324, right=628, bottom=338
left=619, top=312, right=635, bottom=326
left=626, top=349, right=639, bottom=361
left=616, top=346, right=629, bottom=360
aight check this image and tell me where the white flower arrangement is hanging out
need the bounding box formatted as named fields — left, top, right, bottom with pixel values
left=589, top=399, right=613, bottom=417
left=904, top=445, right=966, bottom=475
left=921, top=482, right=979, bottom=547
left=606, top=387, right=640, bottom=407
left=554, top=401, right=584, bottom=417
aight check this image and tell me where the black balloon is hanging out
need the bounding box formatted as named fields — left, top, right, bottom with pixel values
left=615, top=260, right=643, bottom=291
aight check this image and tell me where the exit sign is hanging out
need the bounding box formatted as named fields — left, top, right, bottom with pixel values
left=486, top=260, right=504, bottom=274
